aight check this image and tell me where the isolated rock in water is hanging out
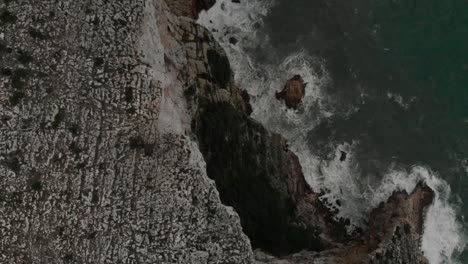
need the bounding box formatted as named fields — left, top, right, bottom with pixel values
left=340, top=151, right=347, bottom=161
left=276, top=75, right=307, bottom=109
left=0, top=0, right=438, bottom=262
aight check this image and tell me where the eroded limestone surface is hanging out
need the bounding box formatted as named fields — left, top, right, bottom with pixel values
left=1, top=0, right=435, bottom=263
left=0, top=0, right=252, bottom=263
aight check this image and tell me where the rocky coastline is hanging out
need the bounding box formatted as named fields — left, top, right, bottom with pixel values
left=0, top=0, right=434, bottom=263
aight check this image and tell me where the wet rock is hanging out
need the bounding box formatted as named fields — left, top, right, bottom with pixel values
left=276, top=75, right=307, bottom=109
left=193, top=66, right=348, bottom=255
left=340, top=151, right=347, bottom=161
left=256, top=182, right=435, bottom=263
left=229, top=36, right=238, bottom=45
left=166, top=0, right=216, bottom=19
left=0, top=0, right=439, bottom=263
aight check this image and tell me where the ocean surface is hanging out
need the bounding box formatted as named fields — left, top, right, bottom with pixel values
left=198, top=0, right=468, bottom=262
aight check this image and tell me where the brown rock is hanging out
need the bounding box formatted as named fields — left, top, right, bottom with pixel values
left=235, top=88, right=253, bottom=115
left=257, top=182, right=435, bottom=263
left=165, top=0, right=216, bottom=19
left=276, top=75, right=307, bottom=109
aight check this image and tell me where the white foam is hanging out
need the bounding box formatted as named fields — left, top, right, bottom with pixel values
left=292, top=142, right=365, bottom=228
left=386, top=92, right=417, bottom=110
left=423, top=193, right=466, bottom=264
left=199, top=0, right=334, bottom=138
left=367, top=167, right=467, bottom=263
left=300, top=147, right=468, bottom=260
left=198, top=2, right=467, bottom=263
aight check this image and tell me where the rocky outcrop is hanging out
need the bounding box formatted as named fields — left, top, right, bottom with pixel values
left=184, top=31, right=350, bottom=254
left=276, top=75, right=307, bottom=109
left=0, top=0, right=252, bottom=263
left=190, top=47, right=435, bottom=259
left=255, top=183, right=434, bottom=263
left=0, top=0, right=435, bottom=263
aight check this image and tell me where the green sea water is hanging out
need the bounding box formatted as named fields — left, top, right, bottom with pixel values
left=369, top=0, right=468, bottom=260
left=261, top=0, right=467, bottom=261
left=200, top=0, right=468, bottom=261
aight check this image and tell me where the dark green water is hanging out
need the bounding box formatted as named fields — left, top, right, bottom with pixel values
left=261, top=0, right=467, bottom=261
left=371, top=1, right=468, bottom=261
left=369, top=2, right=468, bottom=260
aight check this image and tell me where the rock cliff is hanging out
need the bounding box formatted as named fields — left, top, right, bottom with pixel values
left=0, top=0, right=434, bottom=263
left=0, top=0, right=251, bottom=263
left=255, top=183, right=434, bottom=263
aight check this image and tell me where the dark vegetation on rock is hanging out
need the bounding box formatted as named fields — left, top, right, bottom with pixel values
left=30, top=180, right=42, bottom=191
left=0, top=1, right=254, bottom=263
left=9, top=91, right=25, bottom=105
left=1, top=68, right=12, bottom=76
left=124, top=87, right=133, bottom=103
left=0, top=42, right=7, bottom=53
left=0, top=9, right=17, bottom=24
left=17, top=50, right=33, bottom=64
left=195, top=101, right=325, bottom=255
left=51, top=109, right=65, bottom=129
left=68, top=123, right=80, bottom=136
left=0, top=0, right=437, bottom=262
left=28, top=28, right=48, bottom=40
left=94, top=57, right=104, bottom=67
left=189, top=8, right=435, bottom=262
left=129, top=136, right=154, bottom=157
left=11, top=68, right=29, bottom=89
left=207, top=49, right=231, bottom=88
left=3, top=153, right=21, bottom=172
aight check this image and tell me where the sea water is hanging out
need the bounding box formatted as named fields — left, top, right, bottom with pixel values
left=198, top=0, right=468, bottom=262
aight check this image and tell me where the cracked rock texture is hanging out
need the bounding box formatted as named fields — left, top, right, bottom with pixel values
left=275, top=75, right=306, bottom=110
left=255, top=183, right=434, bottom=264
left=0, top=0, right=252, bottom=263
left=0, top=0, right=435, bottom=263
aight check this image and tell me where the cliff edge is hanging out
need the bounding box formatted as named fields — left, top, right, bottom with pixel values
left=0, top=0, right=434, bottom=263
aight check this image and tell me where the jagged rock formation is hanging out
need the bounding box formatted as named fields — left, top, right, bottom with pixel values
left=255, top=183, right=434, bottom=263
left=275, top=75, right=306, bottom=110
left=192, top=89, right=350, bottom=254
left=189, top=31, right=435, bottom=262
left=0, top=0, right=252, bottom=263
left=178, top=19, right=351, bottom=254
left=0, top=0, right=435, bottom=263
left=165, top=0, right=216, bottom=19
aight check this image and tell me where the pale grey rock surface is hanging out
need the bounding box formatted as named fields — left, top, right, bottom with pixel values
left=0, top=0, right=253, bottom=263
left=0, top=0, right=435, bottom=263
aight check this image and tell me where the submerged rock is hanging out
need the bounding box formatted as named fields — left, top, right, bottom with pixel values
left=276, top=75, right=307, bottom=109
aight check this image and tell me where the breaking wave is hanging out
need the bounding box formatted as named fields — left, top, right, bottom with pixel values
left=198, top=0, right=467, bottom=262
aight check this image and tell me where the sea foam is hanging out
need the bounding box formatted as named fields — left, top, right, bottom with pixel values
left=198, top=1, right=466, bottom=262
